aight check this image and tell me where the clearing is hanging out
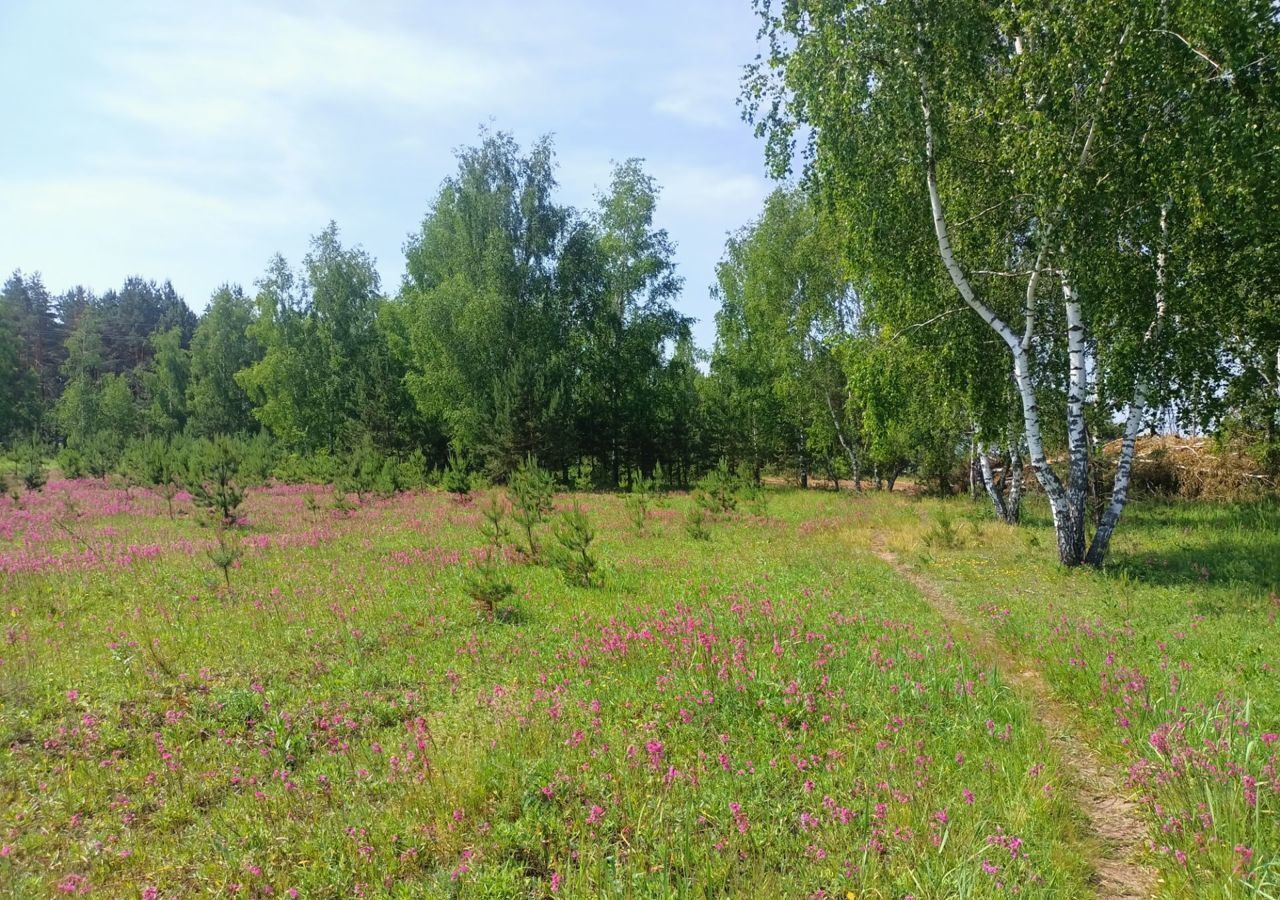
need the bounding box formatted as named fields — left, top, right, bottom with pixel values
left=1, top=483, right=1276, bottom=897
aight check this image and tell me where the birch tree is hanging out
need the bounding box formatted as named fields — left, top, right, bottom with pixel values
left=710, top=188, right=860, bottom=486
left=746, top=0, right=1278, bottom=565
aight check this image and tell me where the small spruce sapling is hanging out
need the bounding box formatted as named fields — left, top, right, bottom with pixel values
left=119, top=441, right=146, bottom=499
left=57, top=447, right=85, bottom=479
left=331, top=484, right=356, bottom=516
left=653, top=461, right=670, bottom=496
left=684, top=503, right=711, bottom=541
left=141, top=438, right=180, bottom=519
left=345, top=441, right=381, bottom=503
left=400, top=448, right=429, bottom=491
left=376, top=458, right=400, bottom=498
left=185, top=438, right=247, bottom=588
left=82, top=434, right=114, bottom=481
left=4, top=458, right=18, bottom=506
left=741, top=481, right=768, bottom=517
left=478, top=491, right=508, bottom=552
left=509, top=454, right=555, bottom=561
left=695, top=460, right=738, bottom=514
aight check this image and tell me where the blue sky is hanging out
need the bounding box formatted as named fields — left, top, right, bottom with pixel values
left=0, top=0, right=776, bottom=350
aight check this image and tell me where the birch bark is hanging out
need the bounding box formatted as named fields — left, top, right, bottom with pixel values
left=977, top=445, right=1010, bottom=522
left=1085, top=202, right=1169, bottom=565
left=919, top=67, right=1075, bottom=560
left=825, top=390, right=862, bottom=490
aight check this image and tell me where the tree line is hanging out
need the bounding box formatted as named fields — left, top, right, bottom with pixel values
left=4, top=0, right=1278, bottom=569
left=1, top=131, right=709, bottom=488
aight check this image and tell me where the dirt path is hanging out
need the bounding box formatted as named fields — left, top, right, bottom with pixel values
left=873, top=547, right=1159, bottom=899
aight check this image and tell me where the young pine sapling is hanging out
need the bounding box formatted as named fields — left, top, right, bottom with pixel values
left=552, top=502, right=598, bottom=587
left=186, top=438, right=245, bottom=527
left=509, top=454, right=555, bottom=561
left=20, top=443, right=47, bottom=493
left=442, top=443, right=472, bottom=502
left=462, top=492, right=516, bottom=622
left=625, top=476, right=654, bottom=533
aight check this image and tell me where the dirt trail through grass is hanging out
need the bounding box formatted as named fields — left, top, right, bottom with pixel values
left=873, top=546, right=1159, bottom=899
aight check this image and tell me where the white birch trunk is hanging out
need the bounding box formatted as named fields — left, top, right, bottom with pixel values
left=917, top=68, right=1075, bottom=559
left=977, top=445, right=1010, bottom=522
left=825, top=390, right=861, bottom=490
left=1085, top=202, right=1169, bottom=566
left=1007, top=443, right=1024, bottom=524
left=1061, top=273, right=1090, bottom=561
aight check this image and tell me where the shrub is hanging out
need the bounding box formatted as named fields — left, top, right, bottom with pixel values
left=551, top=502, right=598, bottom=587
left=509, top=455, right=555, bottom=560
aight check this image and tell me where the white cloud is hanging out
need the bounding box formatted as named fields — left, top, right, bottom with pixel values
left=0, top=171, right=323, bottom=297
left=89, top=4, right=545, bottom=172
left=647, top=163, right=768, bottom=219
left=653, top=73, right=740, bottom=128
left=0, top=0, right=771, bottom=338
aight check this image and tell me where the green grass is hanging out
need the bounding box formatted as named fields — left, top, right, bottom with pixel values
left=874, top=492, right=1280, bottom=897
left=1, top=479, right=1275, bottom=896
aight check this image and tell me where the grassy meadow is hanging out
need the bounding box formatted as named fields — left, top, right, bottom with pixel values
left=0, top=479, right=1276, bottom=897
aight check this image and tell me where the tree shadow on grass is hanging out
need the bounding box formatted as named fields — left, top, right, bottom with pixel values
left=1104, top=498, right=1280, bottom=600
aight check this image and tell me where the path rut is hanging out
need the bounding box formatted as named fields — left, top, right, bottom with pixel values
left=874, top=547, right=1159, bottom=899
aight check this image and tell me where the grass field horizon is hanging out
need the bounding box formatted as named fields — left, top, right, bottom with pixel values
left=2, top=479, right=1276, bottom=897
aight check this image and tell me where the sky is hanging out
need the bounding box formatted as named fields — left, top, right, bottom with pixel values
left=0, top=0, right=778, bottom=351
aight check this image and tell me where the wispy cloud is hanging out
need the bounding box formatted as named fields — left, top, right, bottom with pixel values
left=0, top=171, right=319, bottom=292
left=653, top=68, right=744, bottom=129
left=648, top=162, right=768, bottom=219
left=96, top=6, right=543, bottom=132
left=0, top=0, right=772, bottom=348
